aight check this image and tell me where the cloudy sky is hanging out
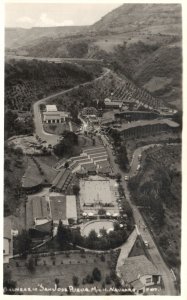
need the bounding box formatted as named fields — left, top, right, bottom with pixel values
left=5, top=3, right=121, bottom=28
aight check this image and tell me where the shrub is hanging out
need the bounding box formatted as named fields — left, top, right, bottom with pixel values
left=72, top=276, right=79, bottom=287
left=92, top=267, right=102, bottom=282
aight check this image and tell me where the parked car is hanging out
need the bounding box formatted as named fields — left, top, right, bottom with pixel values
left=125, top=175, right=129, bottom=181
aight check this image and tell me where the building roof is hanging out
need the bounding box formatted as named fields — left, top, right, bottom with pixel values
left=4, top=218, right=11, bottom=239
left=32, top=196, right=49, bottom=220
left=46, top=105, right=57, bottom=112
left=50, top=196, right=67, bottom=221
left=131, top=279, right=144, bottom=290
left=35, top=220, right=52, bottom=233
left=119, top=255, right=159, bottom=283
left=82, top=163, right=97, bottom=172
left=43, top=111, right=69, bottom=120
left=93, top=156, right=108, bottom=162
left=83, top=146, right=105, bottom=152
left=84, top=147, right=106, bottom=155
left=97, top=160, right=110, bottom=168
left=52, top=169, right=72, bottom=190
left=98, top=166, right=111, bottom=174
left=115, top=118, right=179, bottom=132
left=89, top=151, right=107, bottom=158
left=66, top=195, right=77, bottom=220
left=105, top=101, right=123, bottom=107
left=76, top=169, right=88, bottom=175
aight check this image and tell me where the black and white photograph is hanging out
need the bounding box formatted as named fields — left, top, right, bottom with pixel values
left=3, top=1, right=184, bottom=297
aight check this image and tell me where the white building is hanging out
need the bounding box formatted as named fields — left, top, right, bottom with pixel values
left=119, top=255, right=161, bottom=294
left=46, top=105, right=58, bottom=112
left=4, top=218, right=13, bottom=263
left=43, top=111, right=69, bottom=123
left=43, top=105, right=69, bottom=123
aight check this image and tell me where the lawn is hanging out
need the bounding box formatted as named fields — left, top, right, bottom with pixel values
left=34, top=156, right=58, bottom=184
left=43, top=123, right=70, bottom=135
left=8, top=252, right=117, bottom=295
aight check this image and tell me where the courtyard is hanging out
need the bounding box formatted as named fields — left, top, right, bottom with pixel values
left=79, top=176, right=119, bottom=215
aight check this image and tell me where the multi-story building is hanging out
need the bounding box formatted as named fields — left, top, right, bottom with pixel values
left=43, top=104, right=69, bottom=123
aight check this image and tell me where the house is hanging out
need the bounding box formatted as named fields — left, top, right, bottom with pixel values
left=49, top=195, right=77, bottom=225
left=4, top=218, right=13, bottom=263
left=43, top=111, right=69, bottom=123
left=104, top=98, right=123, bottom=109
left=51, top=169, right=73, bottom=192
left=118, top=255, right=161, bottom=294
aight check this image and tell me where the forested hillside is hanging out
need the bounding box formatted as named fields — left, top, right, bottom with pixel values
left=128, top=145, right=181, bottom=282
left=8, top=4, right=181, bottom=110
left=5, top=59, right=102, bottom=111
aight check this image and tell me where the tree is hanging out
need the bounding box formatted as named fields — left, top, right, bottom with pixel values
left=64, top=162, right=69, bottom=169
left=117, top=143, right=129, bottom=171
left=55, top=278, right=59, bottom=288
left=57, top=219, right=72, bottom=248
left=4, top=158, right=11, bottom=171
left=27, top=256, right=35, bottom=273
left=72, top=275, right=79, bottom=287
left=116, top=173, right=121, bottom=183
left=16, top=230, right=32, bottom=257
left=98, top=208, right=106, bottom=215
left=73, top=184, right=80, bottom=196
left=92, top=267, right=102, bottom=282
left=105, top=275, right=111, bottom=285
left=88, top=230, right=98, bottom=241
left=85, top=274, right=94, bottom=284
left=3, top=269, right=17, bottom=295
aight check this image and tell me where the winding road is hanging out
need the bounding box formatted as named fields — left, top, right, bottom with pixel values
left=101, top=134, right=177, bottom=295
left=33, top=68, right=110, bottom=146
left=31, top=62, right=177, bottom=294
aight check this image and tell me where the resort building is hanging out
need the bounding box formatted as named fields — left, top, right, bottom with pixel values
left=118, top=255, right=161, bottom=294
left=43, top=104, right=69, bottom=123
left=43, top=111, right=69, bottom=123
left=104, top=98, right=123, bottom=109
left=29, top=194, right=77, bottom=228
left=51, top=169, right=73, bottom=193
left=46, top=105, right=58, bottom=112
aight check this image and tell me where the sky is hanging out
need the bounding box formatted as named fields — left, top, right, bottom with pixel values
left=5, top=3, right=122, bottom=28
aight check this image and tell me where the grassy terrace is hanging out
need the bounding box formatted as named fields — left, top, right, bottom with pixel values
left=7, top=251, right=119, bottom=295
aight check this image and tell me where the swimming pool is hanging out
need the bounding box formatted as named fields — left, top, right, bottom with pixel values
left=82, top=220, right=114, bottom=237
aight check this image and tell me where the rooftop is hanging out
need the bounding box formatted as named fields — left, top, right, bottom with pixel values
left=50, top=196, right=66, bottom=221
left=43, top=111, right=69, bottom=118
left=119, top=255, right=159, bottom=283
left=32, top=196, right=49, bottom=220
left=46, top=105, right=57, bottom=112
left=81, top=163, right=97, bottom=172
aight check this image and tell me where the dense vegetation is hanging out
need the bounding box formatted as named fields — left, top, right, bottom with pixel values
left=128, top=145, right=181, bottom=280
left=5, top=59, right=102, bottom=111
left=57, top=219, right=133, bottom=251
left=53, top=131, right=80, bottom=158
left=4, top=143, right=27, bottom=216
left=5, top=110, right=34, bottom=139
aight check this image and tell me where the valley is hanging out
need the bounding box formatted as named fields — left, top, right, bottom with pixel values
left=4, top=3, right=182, bottom=297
